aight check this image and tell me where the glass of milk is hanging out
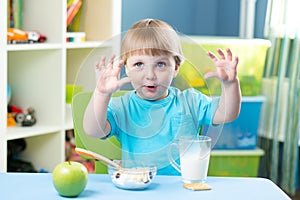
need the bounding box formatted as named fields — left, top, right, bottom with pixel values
left=168, top=135, right=211, bottom=183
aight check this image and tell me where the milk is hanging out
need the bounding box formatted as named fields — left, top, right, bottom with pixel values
left=180, top=154, right=210, bottom=183
left=168, top=135, right=212, bottom=183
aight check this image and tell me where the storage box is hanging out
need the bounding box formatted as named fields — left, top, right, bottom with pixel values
left=205, top=96, right=266, bottom=150
left=178, top=36, right=271, bottom=96
left=208, top=148, right=264, bottom=177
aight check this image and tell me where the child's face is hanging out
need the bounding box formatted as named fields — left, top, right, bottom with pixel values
left=126, top=53, right=179, bottom=100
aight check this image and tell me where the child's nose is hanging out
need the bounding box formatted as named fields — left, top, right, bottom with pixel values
left=145, top=67, right=157, bottom=80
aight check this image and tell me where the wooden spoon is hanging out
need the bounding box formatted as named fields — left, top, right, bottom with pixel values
left=75, top=147, right=121, bottom=169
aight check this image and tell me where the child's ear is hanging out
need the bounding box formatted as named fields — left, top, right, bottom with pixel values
left=173, top=65, right=180, bottom=78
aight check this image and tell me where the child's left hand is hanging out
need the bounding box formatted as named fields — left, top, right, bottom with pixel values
left=204, top=48, right=239, bottom=83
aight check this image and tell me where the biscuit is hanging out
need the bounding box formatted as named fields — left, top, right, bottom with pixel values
left=183, top=182, right=212, bottom=191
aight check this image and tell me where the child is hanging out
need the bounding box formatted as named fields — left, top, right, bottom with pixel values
left=83, top=19, right=241, bottom=175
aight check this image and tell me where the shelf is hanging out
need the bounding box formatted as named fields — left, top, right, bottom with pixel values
left=6, top=125, right=62, bottom=140
left=7, top=43, right=62, bottom=51
left=1, top=0, right=121, bottom=172
left=66, top=41, right=112, bottom=49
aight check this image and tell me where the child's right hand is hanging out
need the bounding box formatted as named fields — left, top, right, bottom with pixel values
left=95, top=55, right=131, bottom=96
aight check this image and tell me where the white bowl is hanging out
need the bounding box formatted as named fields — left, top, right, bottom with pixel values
left=108, top=160, right=157, bottom=190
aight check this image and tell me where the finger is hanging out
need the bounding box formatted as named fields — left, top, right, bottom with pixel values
left=217, top=48, right=225, bottom=60
left=97, top=56, right=106, bottom=70
left=106, top=55, right=116, bottom=69
left=108, top=55, right=116, bottom=67
left=207, top=51, right=218, bottom=63
left=204, top=71, right=218, bottom=79
left=109, top=54, right=116, bottom=62
left=234, top=56, right=239, bottom=66
left=95, top=61, right=100, bottom=70
left=111, top=60, right=124, bottom=76
left=118, top=77, right=132, bottom=88
left=116, top=59, right=125, bottom=68
left=226, top=48, right=232, bottom=61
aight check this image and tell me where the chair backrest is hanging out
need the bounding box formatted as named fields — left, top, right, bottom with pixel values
left=71, top=91, right=126, bottom=173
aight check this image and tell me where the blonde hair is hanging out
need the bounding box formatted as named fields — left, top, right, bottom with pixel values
left=121, top=19, right=184, bottom=66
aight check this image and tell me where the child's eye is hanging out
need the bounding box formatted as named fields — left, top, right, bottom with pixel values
left=156, top=62, right=166, bottom=69
left=134, top=62, right=144, bottom=68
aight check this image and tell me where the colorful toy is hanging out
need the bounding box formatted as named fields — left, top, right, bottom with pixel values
left=7, top=113, right=16, bottom=127
left=7, top=28, right=47, bottom=44
left=7, top=105, right=37, bottom=127
left=21, top=107, right=36, bottom=126
left=27, top=31, right=47, bottom=43
left=7, top=28, right=27, bottom=43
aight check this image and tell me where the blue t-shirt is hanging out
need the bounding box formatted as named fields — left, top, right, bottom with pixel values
left=106, top=87, right=219, bottom=175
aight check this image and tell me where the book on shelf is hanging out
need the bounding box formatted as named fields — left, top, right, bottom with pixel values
left=67, top=0, right=83, bottom=32
left=7, top=0, right=23, bottom=29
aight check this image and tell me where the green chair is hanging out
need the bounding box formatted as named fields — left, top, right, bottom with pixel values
left=71, top=91, right=127, bottom=173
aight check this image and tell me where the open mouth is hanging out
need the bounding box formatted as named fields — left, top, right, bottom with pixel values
left=143, top=83, right=158, bottom=88
left=146, top=85, right=156, bottom=88
left=143, top=84, right=158, bottom=91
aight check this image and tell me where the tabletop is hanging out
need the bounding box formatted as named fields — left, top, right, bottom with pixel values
left=0, top=173, right=291, bottom=200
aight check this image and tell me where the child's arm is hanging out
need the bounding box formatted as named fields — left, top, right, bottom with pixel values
left=205, top=48, right=242, bottom=124
left=83, top=55, right=131, bottom=138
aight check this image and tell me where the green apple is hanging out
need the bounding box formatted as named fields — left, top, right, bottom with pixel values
left=52, top=161, right=88, bottom=197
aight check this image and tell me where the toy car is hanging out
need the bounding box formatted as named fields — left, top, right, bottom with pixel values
left=7, top=28, right=28, bottom=44
left=28, top=31, right=47, bottom=43
left=7, top=28, right=47, bottom=44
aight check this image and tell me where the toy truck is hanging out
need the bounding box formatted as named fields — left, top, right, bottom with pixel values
left=7, top=28, right=47, bottom=44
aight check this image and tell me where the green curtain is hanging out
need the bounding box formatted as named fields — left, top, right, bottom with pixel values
left=259, top=0, right=300, bottom=195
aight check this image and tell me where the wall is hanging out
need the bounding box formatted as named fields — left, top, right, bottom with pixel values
left=121, top=0, right=268, bottom=38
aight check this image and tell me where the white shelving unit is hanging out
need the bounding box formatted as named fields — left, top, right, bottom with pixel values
left=0, top=0, right=121, bottom=172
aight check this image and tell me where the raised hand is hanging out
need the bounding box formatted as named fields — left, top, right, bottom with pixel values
left=95, top=55, right=131, bottom=95
left=204, top=48, right=239, bottom=83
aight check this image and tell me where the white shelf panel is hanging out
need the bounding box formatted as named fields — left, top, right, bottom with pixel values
left=65, top=104, right=74, bottom=130
left=66, top=41, right=112, bottom=49
left=7, top=43, right=62, bottom=51
left=65, top=122, right=74, bottom=131
left=6, top=125, right=62, bottom=140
